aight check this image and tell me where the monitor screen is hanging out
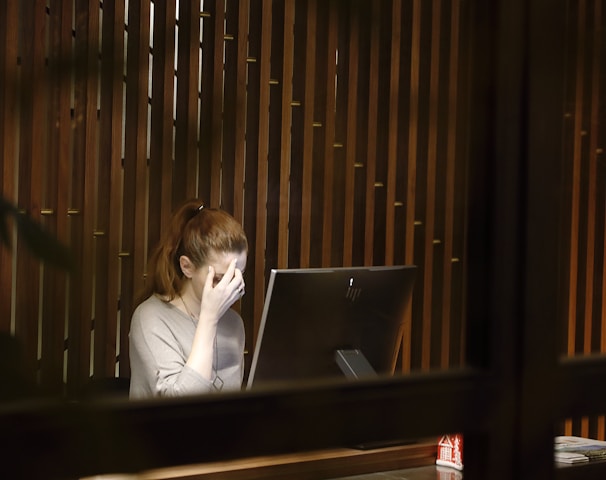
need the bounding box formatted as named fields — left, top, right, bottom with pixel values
left=246, top=265, right=417, bottom=389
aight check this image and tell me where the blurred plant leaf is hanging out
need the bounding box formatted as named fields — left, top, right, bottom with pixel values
left=0, top=196, right=74, bottom=272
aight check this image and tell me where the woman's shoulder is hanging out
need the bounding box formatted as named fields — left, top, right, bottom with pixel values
left=134, top=294, right=166, bottom=314
left=131, top=295, right=175, bottom=327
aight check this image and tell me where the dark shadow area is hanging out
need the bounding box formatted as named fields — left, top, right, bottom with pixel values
left=0, top=333, right=36, bottom=402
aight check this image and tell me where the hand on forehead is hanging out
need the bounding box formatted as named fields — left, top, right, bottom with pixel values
left=207, top=251, right=247, bottom=278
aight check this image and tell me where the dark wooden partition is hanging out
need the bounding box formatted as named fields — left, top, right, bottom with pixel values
left=2, top=1, right=606, bottom=480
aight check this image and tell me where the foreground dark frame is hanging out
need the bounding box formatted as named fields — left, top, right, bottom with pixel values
left=2, top=358, right=606, bottom=479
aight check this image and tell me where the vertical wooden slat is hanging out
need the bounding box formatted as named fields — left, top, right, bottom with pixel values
left=223, top=1, right=238, bottom=214
left=330, top=5, right=348, bottom=267
left=0, top=1, right=19, bottom=332
left=110, top=3, right=129, bottom=379
left=405, top=0, right=421, bottom=265
left=253, top=0, right=273, bottom=334
left=286, top=0, right=306, bottom=268
left=79, top=0, right=101, bottom=387
left=293, top=0, right=317, bottom=268
left=235, top=0, right=250, bottom=222
left=288, top=1, right=316, bottom=267
left=422, top=0, right=441, bottom=370
left=342, top=2, right=360, bottom=267
left=209, top=0, right=225, bottom=206
left=264, top=0, right=285, bottom=274
left=175, top=0, right=200, bottom=204
left=223, top=0, right=249, bottom=221
left=96, top=0, right=125, bottom=378
left=242, top=0, right=261, bottom=347
left=370, top=9, right=391, bottom=268
left=149, top=0, right=176, bottom=246
left=15, top=0, right=46, bottom=373
left=351, top=7, right=371, bottom=268
left=41, top=0, right=73, bottom=392
left=95, top=29, right=113, bottom=380
left=584, top=0, right=601, bottom=359
left=307, top=2, right=329, bottom=269
left=567, top=0, right=585, bottom=358
left=364, top=0, right=381, bottom=266
left=385, top=0, right=401, bottom=266
left=133, top=0, right=151, bottom=303
left=83, top=0, right=101, bottom=380
left=121, top=0, right=151, bottom=382
left=321, top=0, right=338, bottom=266
left=300, top=0, right=317, bottom=268
left=403, top=0, right=422, bottom=371
left=278, top=0, right=295, bottom=267
left=397, top=2, right=416, bottom=371
left=560, top=14, right=578, bottom=437
left=454, top=0, right=471, bottom=367
left=198, top=5, right=213, bottom=203
left=68, top=0, right=100, bottom=392
left=67, top=2, right=85, bottom=392
left=441, top=0, right=461, bottom=369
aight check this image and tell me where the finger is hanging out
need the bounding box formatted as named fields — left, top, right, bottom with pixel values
left=204, top=265, right=215, bottom=290
left=233, top=269, right=245, bottom=296
left=230, top=267, right=244, bottom=290
left=217, top=258, right=238, bottom=288
left=233, top=267, right=243, bottom=284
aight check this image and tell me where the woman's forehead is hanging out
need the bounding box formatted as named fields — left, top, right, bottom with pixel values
left=207, top=250, right=247, bottom=272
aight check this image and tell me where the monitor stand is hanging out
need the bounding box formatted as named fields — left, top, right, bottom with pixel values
left=335, top=349, right=377, bottom=379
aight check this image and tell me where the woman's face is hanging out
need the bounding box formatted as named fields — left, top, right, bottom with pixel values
left=189, top=249, right=247, bottom=300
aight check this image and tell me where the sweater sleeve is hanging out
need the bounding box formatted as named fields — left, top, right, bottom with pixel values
left=128, top=299, right=217, bottom=398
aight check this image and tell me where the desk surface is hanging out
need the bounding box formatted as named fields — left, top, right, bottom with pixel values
left=330, top=465, right=460, bottom=480
left=137, top=442, right=438, bottom=480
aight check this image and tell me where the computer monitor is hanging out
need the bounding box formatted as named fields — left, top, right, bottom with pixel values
left=246, top=265, right=417, bottom=389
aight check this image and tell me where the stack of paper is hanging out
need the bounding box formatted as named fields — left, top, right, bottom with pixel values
left=555, top=436, right=606, bottom=464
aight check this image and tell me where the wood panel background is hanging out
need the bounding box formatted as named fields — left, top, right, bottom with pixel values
left=560, top=0, right=606, bottom=439
left=0, top=0, right=469, bottom=398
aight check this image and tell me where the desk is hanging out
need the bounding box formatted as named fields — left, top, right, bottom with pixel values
left=135, top=441, right=438, bottom=480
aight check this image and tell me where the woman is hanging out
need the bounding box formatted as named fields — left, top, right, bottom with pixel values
left=129, top=200, right=248, bottom=399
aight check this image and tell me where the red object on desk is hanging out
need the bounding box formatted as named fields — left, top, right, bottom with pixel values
left=436, top=434, right=464, bottom=471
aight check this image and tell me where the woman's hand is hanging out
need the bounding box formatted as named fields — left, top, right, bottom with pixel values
left=199, top=258, right=245, bottom=322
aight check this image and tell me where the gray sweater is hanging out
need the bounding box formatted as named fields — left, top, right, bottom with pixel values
left=128, top=294, right=245, bottom=399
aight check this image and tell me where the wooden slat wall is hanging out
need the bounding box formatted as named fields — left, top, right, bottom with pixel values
left=561, top=0, right=606, bottom=440
left=0, top=0, right=470, bottom=396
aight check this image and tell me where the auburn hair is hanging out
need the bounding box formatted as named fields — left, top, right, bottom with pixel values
left=138, top=199, right=248, bottom=305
